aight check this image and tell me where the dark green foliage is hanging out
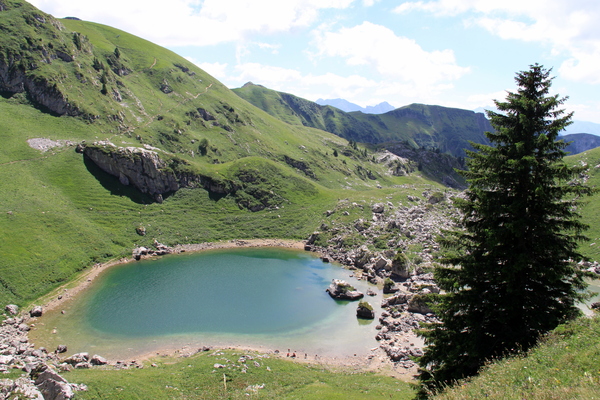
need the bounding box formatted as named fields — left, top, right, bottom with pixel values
left=198, top=137, right=209, bottom=155
left=72, top=32, right=82, bottom=50
left=417, top=64, right=595, bottom=396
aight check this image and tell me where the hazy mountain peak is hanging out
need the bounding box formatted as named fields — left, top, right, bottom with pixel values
left=316, top=98, right=395, bottom=114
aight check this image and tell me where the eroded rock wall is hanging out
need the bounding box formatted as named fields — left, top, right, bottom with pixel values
left=83, top=142, right=179, bottom=200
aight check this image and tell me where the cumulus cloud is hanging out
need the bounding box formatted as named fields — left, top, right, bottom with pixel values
left=313, top=22, right=469, bottom=89
left=27, top=0, right=356, bottom=46
left=225, top=62, right=463, bottom=109
left=190, top=60, right=229, bottom=80
left=394, top=0, right=600, bottom=84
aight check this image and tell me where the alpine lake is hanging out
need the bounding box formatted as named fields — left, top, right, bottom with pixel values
left=30, top=247, right=386, bottom=360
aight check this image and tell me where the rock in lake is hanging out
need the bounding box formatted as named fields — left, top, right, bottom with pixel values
left=326, top=279, right=364, bottom=300
left=356, top=301, right=375, bottom=319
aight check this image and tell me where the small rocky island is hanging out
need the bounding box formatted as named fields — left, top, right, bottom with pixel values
left=325, top=279, right=364, bottom=300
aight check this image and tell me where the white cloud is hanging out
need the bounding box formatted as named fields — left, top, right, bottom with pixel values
left=189, top=60, right=229, bottom=80
left=394, top=0, right=600, bottom=84
left=313, top=22, right=469, bottom=88
left=27, top=0, right=356, bottom=46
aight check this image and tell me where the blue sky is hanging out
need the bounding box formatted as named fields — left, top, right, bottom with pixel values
left=28, top=0, right=600, bottom=123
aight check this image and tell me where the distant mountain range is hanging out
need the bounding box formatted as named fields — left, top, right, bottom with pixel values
left=315, top=98, right=395, bottom=114
left=234, top=82, right=492, bottom=159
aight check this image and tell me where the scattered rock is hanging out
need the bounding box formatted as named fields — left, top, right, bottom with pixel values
left=29, top=306, right=43, bottom=318
left=90, top=355, right=108, bottom=366
left=407, top=295, right=434, bottom=315
left=372, top=203, right=385, bottom=213
left=5, top=304, right=18, bottom=315
left=63, top=353, right=89, bottom=366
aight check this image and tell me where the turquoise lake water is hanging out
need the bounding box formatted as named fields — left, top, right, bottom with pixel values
left=32, top=248, right=383, bottom=360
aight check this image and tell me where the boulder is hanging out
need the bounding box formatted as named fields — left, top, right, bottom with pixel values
left=383, top=281, right=399, bottom=294
left=132, top=246, right=149, bottom=260
left=90, top=354, right=108, bottom=366
left=388, top=253, right=410, bottom=279
left=55, top=345, right=68, bottom=354
left=407, top=295, right=434, bottom=314
left=381, top=292, right=412, bottom=308
left=0, top=355, right=14, bottom=365
left=63, top=353, right=89, bottom=366
left=373, top=256, right=390, bottom=270
left=306, top=232, right=319, bottom=245
left=372, top=203, right=385, bottom=213
left=326, top=279, right=364, bottom=300
left=36, top=377, right=74, bottom=400
left=356, top=301, right=375, bottom=319
left=5, top=304, right=18, bottom=315
left=29, top=306, right=43, bottom=318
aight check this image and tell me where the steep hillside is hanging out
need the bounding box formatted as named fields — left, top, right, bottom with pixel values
left=0, top=0, right=440, bottom=306
left=234, top=82, right=492, bottom=158
left=233, top=82, right=384, bottom=143
left=566, top=146, right=600, bottom=261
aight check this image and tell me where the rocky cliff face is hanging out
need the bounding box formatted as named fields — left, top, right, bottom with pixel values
left=83, top=142, right=182, bottom=202
left=81, top=141, right=233, bottom=203
left=0, top=64, right=81, bottom=116
left=0, top=2, right=82, bottom=116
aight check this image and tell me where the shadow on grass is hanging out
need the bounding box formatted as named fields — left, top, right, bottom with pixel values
left=83, top=155, right=159, bottom=204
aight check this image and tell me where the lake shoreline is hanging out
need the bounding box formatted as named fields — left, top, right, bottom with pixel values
left=32, top=238, right=418, bottom=379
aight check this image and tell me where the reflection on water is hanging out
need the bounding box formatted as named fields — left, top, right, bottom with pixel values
left=30, top=248, right=382, bottom=360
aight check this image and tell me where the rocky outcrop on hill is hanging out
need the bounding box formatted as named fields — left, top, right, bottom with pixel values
left=307, top=189, right=459, bottom=281
left=82, top=141, right=180, bottom=202
left=0, top=66, right=81, bottom=116
left=80, top=141, right=233, bottom=203
left=0, top=3, right=83, bottom=117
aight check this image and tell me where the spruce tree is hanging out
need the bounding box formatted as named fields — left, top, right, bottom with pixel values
left=417, top=64, right=594, bottom=395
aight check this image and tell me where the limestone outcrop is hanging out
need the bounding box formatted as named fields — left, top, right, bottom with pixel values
left=81, top=141, right=234, bottom=203
left=82, top=141, right=179, bottom=202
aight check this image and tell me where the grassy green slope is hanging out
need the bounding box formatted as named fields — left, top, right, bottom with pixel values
left=0, top=1, right=436, bottom=307
left=566, top=147, right=600, bottom=262
left=64, top=350, right=415, bottom=400
left=432, top=313, right=600, bottom=400
left=233, top=82, right=384, bottom=143
left=372, top=104, right=492, bottom=157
